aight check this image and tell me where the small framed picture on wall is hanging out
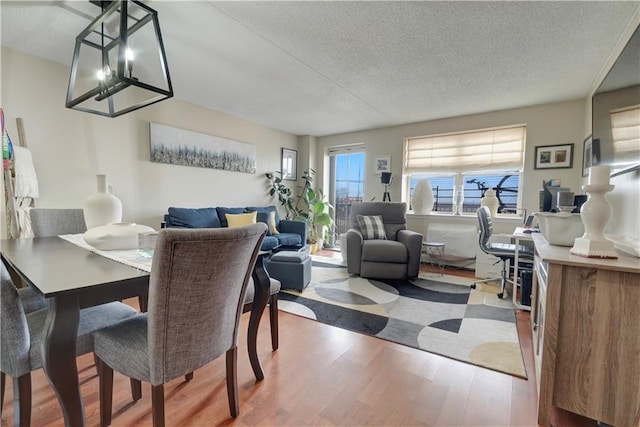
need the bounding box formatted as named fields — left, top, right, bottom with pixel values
left=534, top=143, right=574, bottom=170
left=281, top=148, right=297, bottom=180
left=374, top=155, right=391, bottom=174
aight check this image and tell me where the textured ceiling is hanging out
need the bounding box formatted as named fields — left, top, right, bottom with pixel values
left=1, top=1, right=638, bottom=136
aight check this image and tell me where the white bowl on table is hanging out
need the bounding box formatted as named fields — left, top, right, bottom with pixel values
left=534, top=212, right=584, bottom=247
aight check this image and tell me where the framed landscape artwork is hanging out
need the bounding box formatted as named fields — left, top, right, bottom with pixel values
left=534, top=143, right=573, bottom=170
left=149, top=123, right=256, bottom=173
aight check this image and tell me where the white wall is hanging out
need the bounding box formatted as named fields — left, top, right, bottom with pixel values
left=1, top=47, right=298, bottom=235
left=316, top=99, right=587, bottom=220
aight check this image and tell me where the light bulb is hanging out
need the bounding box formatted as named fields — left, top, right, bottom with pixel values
left=96, top=69, right=105, bottom=81
left=126, top=48, right=134, bottom=62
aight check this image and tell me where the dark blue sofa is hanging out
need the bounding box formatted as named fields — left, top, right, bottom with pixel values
left=163, top=205, right=306, bottom=251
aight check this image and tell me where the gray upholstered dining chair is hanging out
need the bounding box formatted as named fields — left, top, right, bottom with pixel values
left=92, top=224, right=267, bottom=427
left=16, top=208, right=89, bottom=314
left=0, top=262, right=140, bottom=427
left=30, top=208, right=87, bottom=237
left=345, top=202, right=423, bottom=279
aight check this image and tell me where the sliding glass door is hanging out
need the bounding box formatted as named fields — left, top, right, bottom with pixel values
left=329, top=147, right=365, bottom=247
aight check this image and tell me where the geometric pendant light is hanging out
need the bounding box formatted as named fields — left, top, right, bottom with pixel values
left=66, top=0, right=173, bottom=118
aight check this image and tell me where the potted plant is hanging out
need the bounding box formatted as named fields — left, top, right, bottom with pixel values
left=265, top=168, right=333, bottom=252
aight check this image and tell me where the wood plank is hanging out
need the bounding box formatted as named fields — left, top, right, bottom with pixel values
left=0, top=270, right=559, bottom=427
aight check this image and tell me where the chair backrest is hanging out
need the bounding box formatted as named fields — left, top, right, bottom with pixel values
left=348, top=202, right=407, bottom=240
left=147, top=223, right=267, bottom=385
left=30, top=208, right=87, bottom=237
left=477, top=206, right=494, bottom=254
left=0, top=263, right=31, bottom=377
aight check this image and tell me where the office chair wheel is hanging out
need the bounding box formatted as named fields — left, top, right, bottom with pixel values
left=497, top=292, right=505, bottom=299
left=470, top=284, right=476, bottom=289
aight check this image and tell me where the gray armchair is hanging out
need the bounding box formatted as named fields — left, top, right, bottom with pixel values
left=346, top=202, right=423, bottom=279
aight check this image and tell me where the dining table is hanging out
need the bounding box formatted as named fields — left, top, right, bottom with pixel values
left=0, top=236, right=272, bottom=427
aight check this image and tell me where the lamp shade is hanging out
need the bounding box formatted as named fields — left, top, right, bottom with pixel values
left=66, top=0, right=173, bottom=118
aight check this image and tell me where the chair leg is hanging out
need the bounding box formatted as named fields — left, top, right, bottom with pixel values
left=269, top=294, right=279, bottom=351
left=97, top=357, right=114, bottom=427
left=1, top=371, right=5, bottom=416
left=151, top=384, right=165, bottom=427
left=130, top=378, right=142, bottom=401
left=226, top=347, right=239, bottom=418
left=13, top=373, right=31, bottom=427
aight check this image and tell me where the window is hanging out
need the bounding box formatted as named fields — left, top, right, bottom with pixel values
left=404, top=125, right=526, bottom=215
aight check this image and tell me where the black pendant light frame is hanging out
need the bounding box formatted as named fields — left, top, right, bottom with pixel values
left=66, top=0, right=173, bottom=118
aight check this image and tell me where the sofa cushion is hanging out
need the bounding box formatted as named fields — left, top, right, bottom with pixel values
left=167, top=207, right=221, bottom=228
left=361, top=240, right=408, bottom=263
left=357, top=215, right=387, bottom=240
left=226, top=211, right=257, bottom=228
left=255, top=211, right=273, bottom=236
left=275, top=232, right=302, bottom=247
left=216, top=207, right=246, bottom=227
left=261, top=235, right=280, bottom=251
left=245, top=206, right=280, bottom=229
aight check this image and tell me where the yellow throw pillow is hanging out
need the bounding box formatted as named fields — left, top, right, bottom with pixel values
left=226, top=211, right=257, bottom=228
left=268, top=211, right=279, bottom=235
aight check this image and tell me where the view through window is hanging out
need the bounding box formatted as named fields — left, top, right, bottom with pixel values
left=333, top=152, right=365, bottom=238
left=407, top=173, right=519, bottom=214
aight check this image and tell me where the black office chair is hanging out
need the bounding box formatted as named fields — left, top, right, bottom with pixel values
left=473, top=207, right=533, bottom=298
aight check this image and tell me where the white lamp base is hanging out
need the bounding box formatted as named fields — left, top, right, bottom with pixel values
left=570, top=237, right=618, bottom=259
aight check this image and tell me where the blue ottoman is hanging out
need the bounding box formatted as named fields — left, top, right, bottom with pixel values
left=266, top=250, right=312, bottom=291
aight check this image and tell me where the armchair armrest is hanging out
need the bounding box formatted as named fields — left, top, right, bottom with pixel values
left=397, top=229, right=423, bottom=278
left=279, top=220, right=307, bottom=245
left=346, top=228, right=364, bottom=275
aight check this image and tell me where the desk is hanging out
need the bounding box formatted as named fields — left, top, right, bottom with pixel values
left=0, top=237, right=271, bottom=427
left=510, top=227, right=535, bottom=311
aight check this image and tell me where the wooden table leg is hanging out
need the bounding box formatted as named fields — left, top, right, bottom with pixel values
left=248, top=253, right=270, bottom=381
left=41, top=296, right=85, bottom=427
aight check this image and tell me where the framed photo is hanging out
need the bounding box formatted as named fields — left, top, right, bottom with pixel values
left=581, top=135, right=600, bottom=177
left=374, top=155, right=391, bottom=174
left=534, top=143, right=574, bottom=170
left=281, top=148, right=297, bottom=181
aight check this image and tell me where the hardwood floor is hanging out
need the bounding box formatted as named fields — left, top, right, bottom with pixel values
left=1, top=251, right=597, bottom=426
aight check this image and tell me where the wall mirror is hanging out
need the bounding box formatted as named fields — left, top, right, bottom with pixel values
left=592, top=24, right=640, bottom=177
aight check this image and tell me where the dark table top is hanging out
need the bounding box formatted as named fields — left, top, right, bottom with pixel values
left=1, top=237, right=149, bottom=298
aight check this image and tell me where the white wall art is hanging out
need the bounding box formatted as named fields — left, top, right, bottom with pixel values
left=150, top=123, right=256, bottom=174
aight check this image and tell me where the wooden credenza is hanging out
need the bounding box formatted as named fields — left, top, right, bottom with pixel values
left=530, top=234, right=640, bottom=427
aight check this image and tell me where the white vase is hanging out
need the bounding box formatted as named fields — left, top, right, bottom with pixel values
left=481, top=189, right=500, bottom=217
left=412, top=179, right=434, bottom=214
left=452, top=185, right=464, bottom=215
left=83, top=174, right=123, bottom=230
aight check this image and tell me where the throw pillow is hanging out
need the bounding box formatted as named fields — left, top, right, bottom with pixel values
left=167, top=207, right=221, bottom=228
left=356, top=215, right=387, bottom=240
left=215, top=207, right=246, bottom=227
left=226, top=211, right=257, bottom=228
left=267, top=211, right=279, bottom=235
left=255, top=211, right=272, bottom=236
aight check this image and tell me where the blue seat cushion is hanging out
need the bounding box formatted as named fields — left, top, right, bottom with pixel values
left=275, top=233, right=302, bottom=247
left=245, top=206, right=280, bottom=228
left=167, top=207, right=221, bottom=228
left=261, top=235, right=280, bottom=251
left=216, top=207, right=246, bottom=228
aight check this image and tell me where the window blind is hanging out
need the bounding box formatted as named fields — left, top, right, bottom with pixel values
left=327, top=144, right=365, bottom=156
left=404, top=126, right=526, bottom=174
left=611, top=106, right=640, bottom=164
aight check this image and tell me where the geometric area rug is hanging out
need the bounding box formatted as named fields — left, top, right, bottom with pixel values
left=278, top=254, right=527, bottom=379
